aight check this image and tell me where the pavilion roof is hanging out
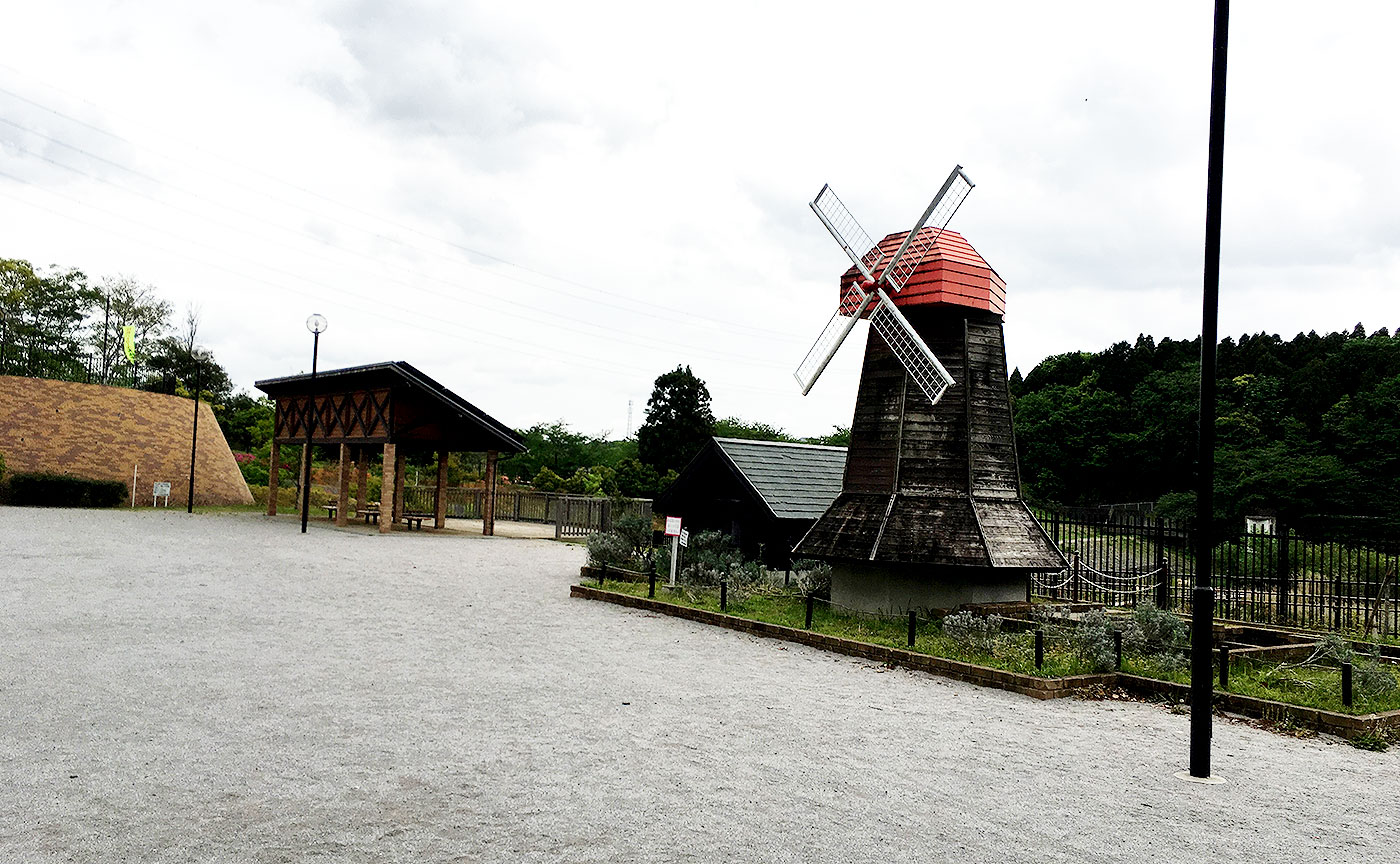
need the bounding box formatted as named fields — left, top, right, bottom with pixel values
left=255, top=361, right=526, bottom=453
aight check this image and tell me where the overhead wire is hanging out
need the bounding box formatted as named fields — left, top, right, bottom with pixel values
left=0, top=128, right=794, bottom=370
left=0, top=78, right=804, bottom=342
left=1, top=170, right=806, bottom=400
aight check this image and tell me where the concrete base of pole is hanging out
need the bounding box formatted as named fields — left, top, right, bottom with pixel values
left=1173, top=770, right=1226, bottom=785
left=1189, top=585, right=1216, bottom=778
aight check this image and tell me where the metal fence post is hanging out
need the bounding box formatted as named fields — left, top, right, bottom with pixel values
left=805, top=595, right=814, bottom=629
left=1276, top=519, right=1290, bottom=623
left=1342, top=662, right=1353, bottom=708
left=1218, top=644, right=1229, bottom=690
left=908, top=611, right=917, bottom=648
left=720, top=580, right=727, bottom=612
left=1034, top=629, right=1044, bottom=670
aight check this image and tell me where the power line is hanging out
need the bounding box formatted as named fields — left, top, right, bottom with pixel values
left=0, top=79, right=803, bottom=342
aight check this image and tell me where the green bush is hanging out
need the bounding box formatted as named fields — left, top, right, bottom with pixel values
left=8, top=472, right=127, bottom=508
left=1316, top=634, right=1398, bottom=698
left=1071, top=609, right=1118, bottom=673
left=655, top=530, right=758, bottom=587
left=790, top=559, right=832, bottom=599
left=942, top=611, right=1002, bottom=654
left=1121, top=602, right=1188, bottom=672
left=588, top=531, right=640, bottom=570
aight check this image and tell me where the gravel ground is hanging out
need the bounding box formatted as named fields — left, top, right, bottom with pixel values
left=1, top=507, right=1396, bottom=863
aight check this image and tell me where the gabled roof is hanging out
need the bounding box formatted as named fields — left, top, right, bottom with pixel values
left=711, top=437, right=847, bottom=520
left=255, top=361, right=525, bottom=453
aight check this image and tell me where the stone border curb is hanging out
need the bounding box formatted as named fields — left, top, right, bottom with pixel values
left=573, top=584, right=1400, bottom=738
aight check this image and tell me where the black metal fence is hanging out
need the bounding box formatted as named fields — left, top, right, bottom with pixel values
left=1032, top=507, right=1400, bottom=637
left=402, top=486, right=651, bottom=536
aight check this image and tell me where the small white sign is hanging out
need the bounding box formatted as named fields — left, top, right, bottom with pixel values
left=153, top=481, right=172, bottom=507
left=664, top=516, right=682, bottom=537
left=679, top=528, right=690, bottom=548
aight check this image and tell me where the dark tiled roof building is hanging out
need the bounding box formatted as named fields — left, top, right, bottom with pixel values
left=655, top=437, right=846, bottom=567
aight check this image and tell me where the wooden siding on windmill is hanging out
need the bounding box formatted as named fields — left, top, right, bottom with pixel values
left=965, top=319, right=1021, bottom=498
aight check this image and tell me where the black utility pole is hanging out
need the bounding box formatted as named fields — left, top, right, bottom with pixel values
left=187, top=359, right=202, bottom=514
left=1191, top=0, right=1231, bottom=780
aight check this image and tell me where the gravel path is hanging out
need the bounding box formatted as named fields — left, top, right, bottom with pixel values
left=2, top=507, right=1396, bottom=863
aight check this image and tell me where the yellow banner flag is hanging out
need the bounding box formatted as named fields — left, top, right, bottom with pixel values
left=122, top=325, right=136, bottom=363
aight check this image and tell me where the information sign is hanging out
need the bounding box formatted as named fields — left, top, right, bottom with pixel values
left=664, top=516, right=682, bottom=536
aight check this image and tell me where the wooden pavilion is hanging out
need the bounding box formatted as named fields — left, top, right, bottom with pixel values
left=255, top=361, right=526, bottom=534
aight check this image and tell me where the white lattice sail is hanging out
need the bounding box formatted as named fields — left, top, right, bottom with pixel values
left=810, top=185, right=884, bottom=283
left=882, top=166, right=975, bottom=293
left=793, top=285, right=877, bottom=395
left=869, top=290, right=955, bottom=405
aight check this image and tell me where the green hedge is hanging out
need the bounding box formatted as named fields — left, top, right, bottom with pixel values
left=7, top=472, right=128, bottom=508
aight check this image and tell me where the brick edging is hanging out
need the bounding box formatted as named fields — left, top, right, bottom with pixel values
left=572, top=584, right=1400, bottom=737
left=570, top=584, right=1113, bottom=700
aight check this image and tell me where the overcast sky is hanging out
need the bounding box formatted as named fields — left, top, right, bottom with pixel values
left=3, top=1, right=1397, bottom=439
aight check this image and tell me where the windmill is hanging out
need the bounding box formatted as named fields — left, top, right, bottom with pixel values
left=792, top=166, right=1064, bottom=614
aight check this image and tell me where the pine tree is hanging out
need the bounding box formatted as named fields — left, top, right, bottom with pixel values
left=636, top=365, right=715, bottom=474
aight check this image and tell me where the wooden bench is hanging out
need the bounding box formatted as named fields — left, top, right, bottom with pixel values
left=401, top=512, right=432, bottom=530
left=359, top=508, right=380, bottom=524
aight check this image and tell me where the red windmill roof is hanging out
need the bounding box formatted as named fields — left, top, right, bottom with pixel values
left=840, top=228, right=1006, bottom=316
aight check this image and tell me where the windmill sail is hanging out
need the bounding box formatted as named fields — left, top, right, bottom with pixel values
left=882, top=166, right=975, bottom=293
left=868, top=289, right=955, bottom=405
left=810, top=185, right=884, bottom=283
left=794, top=284, right=877, bottom=395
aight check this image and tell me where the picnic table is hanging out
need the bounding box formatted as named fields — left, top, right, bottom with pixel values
left=323, top=504, right=380, bottom=524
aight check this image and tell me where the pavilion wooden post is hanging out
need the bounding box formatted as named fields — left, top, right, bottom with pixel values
left=393, top=449, right=407, bottom=520
left=355, top=447, right=370, bottom=515
left=434, top=450, right=449, bottom=529
left=483, top=450, right=498, bottom=536
left=336, top=444, right=351, bottom=527
left=266, top=441, right=281, bottom=516
left=296, top=443, right=309, bottom=515
left=380, top=443, right=397, bottom=534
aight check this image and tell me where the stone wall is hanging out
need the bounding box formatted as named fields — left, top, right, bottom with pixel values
left=0, top=376, right=253, bottom=506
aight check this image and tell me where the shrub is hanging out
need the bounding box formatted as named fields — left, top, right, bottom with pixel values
left=612, top=514, right=653, bottom=556
left=656, top=530, right=745, bottom=587
left=0, top=449, right=7, bottom=482
left=1316, top=634, right=1398, bottom=699
left=1071, top=610, right=1118, bottom=673
left=248, top=484, right=297, bottom=509
left=532, top=467, right=564, bottom=492
left=790, top=559, right=832, bottom=599
left=1122, top=602, right=1188, bottom=672
left=7, top=472, right=127, bottom=508
left=941, top=611, right=1002, bottom=654
left=587, top=531, right=639, bottom=569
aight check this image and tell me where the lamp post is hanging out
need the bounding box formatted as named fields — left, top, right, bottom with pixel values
left=300, top=314, right=328, bottom=534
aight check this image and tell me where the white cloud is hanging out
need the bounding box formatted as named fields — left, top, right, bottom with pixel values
left=1, top=0, right=1397, bottom=438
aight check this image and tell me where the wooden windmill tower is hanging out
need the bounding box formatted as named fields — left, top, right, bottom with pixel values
left=792, top=166, right=1063, bottom=614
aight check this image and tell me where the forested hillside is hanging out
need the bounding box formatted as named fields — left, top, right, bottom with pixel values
left=1011, top=325, right=1400, bottom=525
